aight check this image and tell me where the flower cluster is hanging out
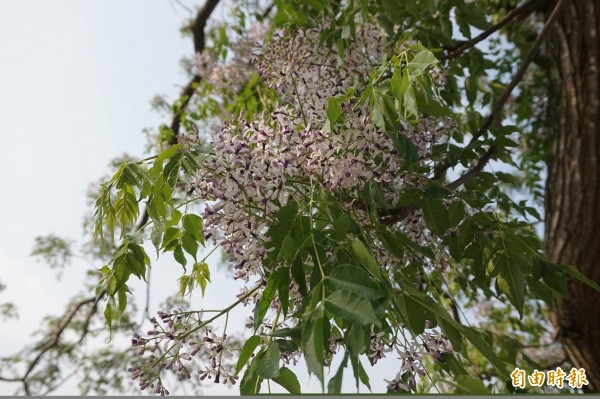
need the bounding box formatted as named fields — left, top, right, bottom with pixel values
left=194, top=23, right=266, bottom=96
left=128, top=310, right=238, bottom=395
left=371, top=326, right=453, bottom=392
left=194, top=22, right=449, bottom=284
left=135, top=20, right=454, bottom=395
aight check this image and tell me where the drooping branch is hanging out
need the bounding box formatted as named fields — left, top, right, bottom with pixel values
left=442, top=0, right=540, bottom=61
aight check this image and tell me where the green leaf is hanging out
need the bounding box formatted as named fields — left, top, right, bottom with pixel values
left=326, top=264, right=386, bottom=302
left=173, top=245, right=187, bottom=270
left=391, top=67, right=404, bottom=103
left=272, top=367, right=301, bottom=394
left=177, top=275, right=190, bottom=296
left=486, top=244, right=510, bottom=278
left=149, top=144, right=182, bottom=178
left=421, top=198, right=450, bottom=236
left=357, top=358, right=371, bottom=390
left=350, top=239, right=381, bottom=279
left=302, top=311, right=325, bottom=384
left=162, top=227, right=180, bottom=251
left=331, top=213, right=351, bottom=241
left=378, top=228, right=435, bottom=259
left=194, top=262, right=210, bottom=296
left=350, top=355, right=371, bottom=391
left=104, top=303, right=113, bottom=337
left=415, top=91, right=453, bottom=117
left=239, top=357, right=262, bottom=395
left=182, top=213, right=204, bottom=244
left=150, top=223, right=164, bottom=255
left=274, top=339, right=298, bottom=353
left=465, top=76, right=478, bottom=105
left=117, top=289, right=127, bottom=313
left=407, top=50, right=438, bottom=78
left=390, top=132, right=419, bottom=162
left=327, top=353, right=348, bottom=393
left=276, top=268, right=290, bottom=317
left=532, top=256, right=544, bottom=281
left=181, top=232, right=199, bottom=260
left=455, top=375, right=490, bottom=394
left=327, top=97, right=343, bottom=128
left=456, top=4, right=491, bottom=30
left=541, top=266, right=566, bottom=296
left=423, top=182, right=451, bottom=199
left=254, top=269, right=286, bottom=330
left=325, top=290, right=379, bottom=325
left=497, top=264, right=525, bottom=318
left=462, top=327, right=509, bottom=376
left=403, top=85, right=418, bottom=123
left=236, top=335, right=261, bottom=375
left=346, top=324, right=366, bottom=355
left=291, top=257, right=307, bottom=296
left=396, top=294, right=429, bottom=334
left=555, top=263, right=600, bottom=293
left=278, top=235, right=297, bottom=263
left=448, top=201, right=465, bottom=228
left=265, top=201, right=299, bottom=268
left=437, top=315, right=463, bottom=352
left=256, top=342, right=280, bottom=379
left=362, top=179, right=387, bottom=210
left=377, top=228, right=404, bottom=258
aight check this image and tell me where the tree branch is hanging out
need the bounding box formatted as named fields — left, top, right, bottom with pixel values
left=446, top=147, right=497, bottom=190
left=442, top=0, right=540, bottom=61
left=167, top=0, right=220, bottom=145
left=379, top=205, right=419, bottom=225
left=190, top=0, right=220, bottom=54
left=0, top=295, right=99, bottom=393
left=21, top=297, right=96, bottom=383
left=135, top=0, right=221, bottom=230
left=379, top=147, right=496, bottom=224
left=472, top=0, right=565, bottom=144
left=434, top=0, right=567, bottom=181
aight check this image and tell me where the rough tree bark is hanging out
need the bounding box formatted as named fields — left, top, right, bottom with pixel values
left=545, top=0, right=600, bottom=391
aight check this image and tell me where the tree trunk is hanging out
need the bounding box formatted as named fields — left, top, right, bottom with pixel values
left=545, top=0, right=600, bottom=391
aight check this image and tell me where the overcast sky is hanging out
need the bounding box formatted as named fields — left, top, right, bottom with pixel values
left=0, top=0, right=225, bottom=394
left=0, top=1, right=402, bottom=395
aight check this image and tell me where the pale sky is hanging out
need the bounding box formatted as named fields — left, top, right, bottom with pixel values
left=0, top=1, right=401, bottom=395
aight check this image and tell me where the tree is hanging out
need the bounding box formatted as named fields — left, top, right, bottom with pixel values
left=545, top=0, right=600, bottom=389
left=1, top=0, right=599, bottom=395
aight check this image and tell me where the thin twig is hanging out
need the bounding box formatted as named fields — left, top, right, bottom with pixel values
left=446, top=147, right=497, bottom=190
left=442, top=0, right=540, bottom=61
left=39, top=368, right=80, bottom=396
left=21, top=297, right=96, bottom=382
left=435, top=0, right=567, bottom=181
left=473, top=0, right=565, bottom=143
